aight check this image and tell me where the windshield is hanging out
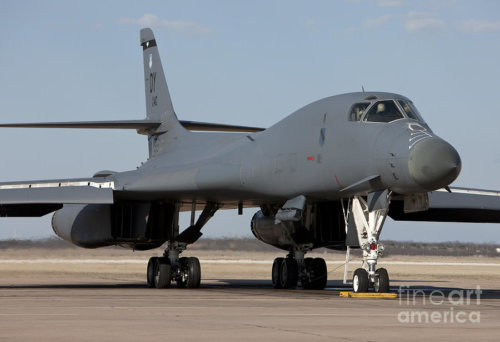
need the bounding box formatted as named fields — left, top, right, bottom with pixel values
left=364, top=100, right=404, bottom=123
left=397, top=100, right=425, bottom=122
left=348, top=102, right=370, bottom=121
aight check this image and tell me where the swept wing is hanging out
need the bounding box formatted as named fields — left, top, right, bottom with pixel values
left=389, top=187, right=500, bottom=223
left=0, top=179, right=114, bottom=217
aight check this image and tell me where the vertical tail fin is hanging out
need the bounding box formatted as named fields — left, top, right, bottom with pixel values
left=140, top=28, right=185, bottom=157
left=140, top=28, right=180, bottom=129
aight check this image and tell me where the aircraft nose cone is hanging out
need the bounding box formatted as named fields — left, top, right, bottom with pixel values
left=408, top=137, right=461, bottom=191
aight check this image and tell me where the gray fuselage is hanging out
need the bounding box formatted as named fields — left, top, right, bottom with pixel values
left=112, top=92, right=461, bottom=205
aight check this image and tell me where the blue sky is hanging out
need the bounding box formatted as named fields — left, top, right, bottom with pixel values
left=1, top=0, right=500, bottom=242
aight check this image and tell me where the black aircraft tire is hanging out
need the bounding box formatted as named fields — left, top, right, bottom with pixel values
left=280, top=258, right=298, bottom=289
left=147, top=257, right=159, bottom=288
left=272, top=258, right=284, bottom=289
left=177, top=257, right=188, bottom=288
left=185, top=257, right=201, bottom=288
left=177, top=257, right=201, bottom=288
left=375, top=268, right=390, bottom=293
left=310, top=258, right=328, bottom=290
left=301, top=258, right=314, bottom=289
left=353, top=268, right=369, bottom=293
left=154, top=258, right=172, bottom=289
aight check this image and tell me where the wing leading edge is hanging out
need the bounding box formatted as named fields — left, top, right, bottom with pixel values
left=0, top=179, right=114, bottom=217
left=389, top=187, right=500, bottom=223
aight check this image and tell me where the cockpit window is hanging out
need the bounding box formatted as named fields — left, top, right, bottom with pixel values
left=364, top=100, right=404, bottom=123
left=397, top=100, right=424, bottom=122
left=348, top=102, right=370, bottom=121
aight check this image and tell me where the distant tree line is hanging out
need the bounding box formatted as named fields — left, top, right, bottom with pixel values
left=0, top=237, right=499, bottom=257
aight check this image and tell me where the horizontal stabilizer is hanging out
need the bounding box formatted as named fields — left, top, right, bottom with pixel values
left=0, top=120, right=264, bottom=133
left=0, top=120, right=162, bottom=135
left=180, top=121, right=264, bottom=133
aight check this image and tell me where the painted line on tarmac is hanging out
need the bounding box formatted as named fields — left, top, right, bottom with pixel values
left=202, top=260, right=500, bottom=266
left=0, top=259, right=499, bottom=267
left=379, top=261, right=500, bottom=267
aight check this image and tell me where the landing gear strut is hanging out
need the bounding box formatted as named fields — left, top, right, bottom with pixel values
left=272, top=248, right=328, bottom=290
left=345, top=191, right=392, bottom=293
left=146, top=202, right=218, bottom=289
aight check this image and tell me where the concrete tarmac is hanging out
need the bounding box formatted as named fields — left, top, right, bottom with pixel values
left=1, top=250, right=500, bottom=341
left=1, top=277, right=499, bottom=342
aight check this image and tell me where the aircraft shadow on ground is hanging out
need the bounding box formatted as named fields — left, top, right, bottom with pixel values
left=1, top=279, right=499, bottom=299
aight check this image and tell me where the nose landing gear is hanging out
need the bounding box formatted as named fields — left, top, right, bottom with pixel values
left=345, top=191, right=392, bottom=293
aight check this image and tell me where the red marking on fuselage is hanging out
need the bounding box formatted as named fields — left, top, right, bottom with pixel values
left=334, top=174, right=344, bottom=189
left=307, top=156, right=315, bottom=161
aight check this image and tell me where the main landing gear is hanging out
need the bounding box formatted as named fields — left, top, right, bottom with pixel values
left=344, top=191, right=392, bottom=293
left=146, top=242, right=202, bottom=289
left=271, top=248, right=328, bottom=290
left=147, top=202, right=218, bottom=289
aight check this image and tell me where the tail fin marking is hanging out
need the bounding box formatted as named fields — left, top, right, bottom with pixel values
left=140, top=28, right=180, bottom=130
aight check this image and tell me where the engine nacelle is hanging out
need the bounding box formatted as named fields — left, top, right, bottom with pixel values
left=251, top=202, right=349, bottom=251
left=52, top=204, right=114, bottom=248
left=250, top=210, right=311, bottom=250
left=52, top=203, right=173, bottom=250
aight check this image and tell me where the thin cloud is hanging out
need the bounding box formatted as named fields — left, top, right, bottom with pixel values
left=405, top=12, right=444, bottom=32
left=364, top=14, right=393, bottom=29
left=118, top=14, right=212, bottom=36
left=377, top=0, right=404, bottom=8
left=345, top=0, right=404, bottom=7
left=304, top=19, right=316, bottom=29
left=459, top=19, right=500, bottom=33
left=420, top=0, right=457, bottom=11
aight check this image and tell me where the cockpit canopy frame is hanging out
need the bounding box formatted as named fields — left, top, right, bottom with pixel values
left=348, top=98, right=425, bottom=124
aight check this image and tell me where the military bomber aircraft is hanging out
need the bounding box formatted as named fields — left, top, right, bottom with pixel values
left=1, top=28, right=499, bottom=292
